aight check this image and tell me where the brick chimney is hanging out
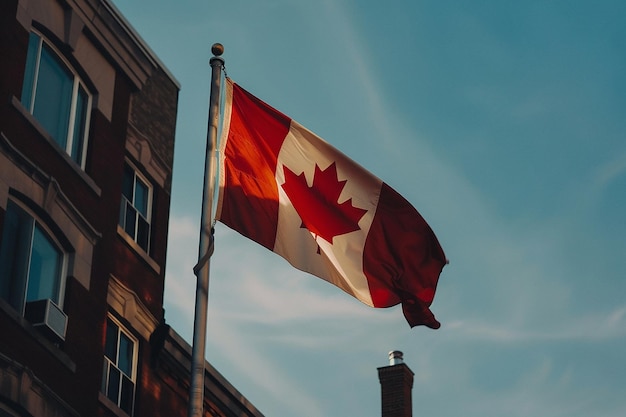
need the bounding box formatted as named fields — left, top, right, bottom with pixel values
left=377, top=351, right=414, bottom=417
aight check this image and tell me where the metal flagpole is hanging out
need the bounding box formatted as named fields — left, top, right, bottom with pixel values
left=187, top=43, right=224, bottom=417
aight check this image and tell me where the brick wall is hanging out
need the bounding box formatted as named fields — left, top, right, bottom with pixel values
left=129, top=66, right=179, bottom=175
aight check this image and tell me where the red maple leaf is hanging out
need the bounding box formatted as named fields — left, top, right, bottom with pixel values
left=281, top=162, right=368, bottom=244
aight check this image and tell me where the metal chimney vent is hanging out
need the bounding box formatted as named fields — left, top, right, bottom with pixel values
left=388, top=350, right=404, bottom=365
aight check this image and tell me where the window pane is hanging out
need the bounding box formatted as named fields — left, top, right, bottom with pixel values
left=70, top=85, right=88, bottom=164
left=121, top=165, right=134, bottom=201
left=26, top=225, right=62, bottom=304
left=21, top=33, right=92, bottom=167
left=21, top=32, right=41, bottom=111
left=118, top=332, right=134, bottom=376
left=33, top=44, right=73, bottom=148
left=134, top=178, right=149, bottom=218
left=124, top=203, right=137, bottom=238
left=104, top=318, right=119, bottom=362
left=136, top=216, right=149, bottom=252
left=0, top=202, right=34, bottom=312
left=106, top=365, right=121, bottom=405
left=118, top=196, right=127, bottom=229
left=120, top=165, right=152, bottom=252
left=120, top=374, right=134, bottom=414
left=102, top=317, right=136, bottom=412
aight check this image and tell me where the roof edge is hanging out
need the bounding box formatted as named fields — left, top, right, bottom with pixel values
left=100, top=0, right=180, bottom=89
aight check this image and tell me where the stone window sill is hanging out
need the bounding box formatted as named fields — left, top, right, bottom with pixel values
left=117, top=225, right=161, bottom=274
left=11, top=96, right=101, bottom=197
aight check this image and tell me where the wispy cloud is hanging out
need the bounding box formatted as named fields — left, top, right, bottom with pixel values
left=594, top=149, right=626, bottom=189
left=164, top=217, right=197, bottom=295
left=207, top=316, right=327, bottom=417
left=163, top=218, right=330, bottom=416
left=446, top=304, right=626, bottom=343
left=319, top=0, right=390, bottom=145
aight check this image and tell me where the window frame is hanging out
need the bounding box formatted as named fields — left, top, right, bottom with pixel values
left=101, top=314, right=138, bottom=416
left=0, top=199, right=67, bottom=315
left=21, top=30, right=92, bottom=169
left=119, top=162, right=153, bottom=254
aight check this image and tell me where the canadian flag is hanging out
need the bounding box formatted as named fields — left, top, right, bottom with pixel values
left=216, top=79, right=447, bottom=328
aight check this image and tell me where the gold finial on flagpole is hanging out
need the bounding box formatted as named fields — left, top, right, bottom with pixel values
left=211, top=43, right=224, bottom=56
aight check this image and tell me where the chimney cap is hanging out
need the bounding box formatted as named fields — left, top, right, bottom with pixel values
left=388, top=350, right=404, bottom=365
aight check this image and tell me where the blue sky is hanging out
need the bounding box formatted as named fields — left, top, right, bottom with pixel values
left=112, top=1, right=625, bottom=416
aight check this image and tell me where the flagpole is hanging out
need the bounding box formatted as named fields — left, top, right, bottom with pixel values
left=187, top=43, right=224, bottom=417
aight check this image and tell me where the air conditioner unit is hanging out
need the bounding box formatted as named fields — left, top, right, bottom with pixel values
left=25, top=299, right=68, bottom=343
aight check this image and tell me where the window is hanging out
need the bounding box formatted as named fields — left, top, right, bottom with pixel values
left=119, top=163, right=152, bottom=253
left=102, top=316, right=137, bottom=415
left=0, top=200, right=65, bottom=314
left=21, top=31, right=91, bottom=167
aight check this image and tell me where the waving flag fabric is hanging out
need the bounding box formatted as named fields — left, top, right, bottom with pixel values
left=216, top=78, right=447, bottom=328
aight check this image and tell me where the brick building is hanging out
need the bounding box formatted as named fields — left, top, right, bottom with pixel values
left=0, top=0, right=263, bottom=416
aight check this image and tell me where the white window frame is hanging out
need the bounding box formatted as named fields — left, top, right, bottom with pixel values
left=21, top=30, right=92, bottom=169
left=119, top=161, right=153, bottom=254
left=0, top=198, right=67, bottom=315
left=101, top=314, right=138, bottom=416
